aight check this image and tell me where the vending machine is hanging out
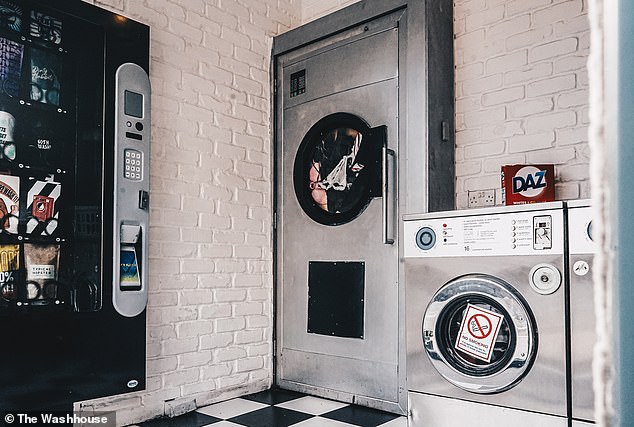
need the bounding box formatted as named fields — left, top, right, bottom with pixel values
left=0, top=0, right=150, bottom=411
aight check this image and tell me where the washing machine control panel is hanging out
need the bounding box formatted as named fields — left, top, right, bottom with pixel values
left=404, top=209, right=564, bottom=258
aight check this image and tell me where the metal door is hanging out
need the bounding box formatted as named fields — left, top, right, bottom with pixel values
left=275, top=15, right=402, bottom=411
left=423, top=274, right=537, bottom=394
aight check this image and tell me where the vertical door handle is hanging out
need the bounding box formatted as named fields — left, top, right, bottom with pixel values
left=382, top=144, right=395, bottom=245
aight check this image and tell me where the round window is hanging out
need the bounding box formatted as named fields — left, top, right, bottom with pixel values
left=422, top=274, right=537, bottom=394
left=436, top=295, right=516, bottom=377
left=293, top=113, right=382, bottom=226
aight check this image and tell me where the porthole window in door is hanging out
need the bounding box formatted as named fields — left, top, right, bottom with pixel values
left=293, top=113, right=383, bottom=226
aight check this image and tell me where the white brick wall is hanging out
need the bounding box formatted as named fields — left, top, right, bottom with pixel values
left=455, top=0, right=590, bottom=208
left=300, top=0, right=360, bottom=23
left=77, top=1, right=300, bottom=425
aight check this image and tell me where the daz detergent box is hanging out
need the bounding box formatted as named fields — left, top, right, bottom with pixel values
left=501, top=164, right=555, bottom=205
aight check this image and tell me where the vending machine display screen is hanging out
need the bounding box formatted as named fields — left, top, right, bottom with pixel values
left=124, top=90, right=143, bottom=118
left=119, top=247, right=140, bottom=290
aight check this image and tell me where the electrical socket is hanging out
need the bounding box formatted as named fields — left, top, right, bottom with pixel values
left=468, top=189, right=495, bottom=208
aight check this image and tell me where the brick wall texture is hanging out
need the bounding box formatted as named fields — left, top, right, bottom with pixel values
left=73, top=0, right=589, bottom=424
left=77, top=0, right=300, bottom=425
left=454, top=0, right=590, bottom=208
left=301, top=0, right=361, bottom=22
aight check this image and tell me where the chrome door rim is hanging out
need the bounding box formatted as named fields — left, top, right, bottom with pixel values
left=422, top=274, right=536, bottom=394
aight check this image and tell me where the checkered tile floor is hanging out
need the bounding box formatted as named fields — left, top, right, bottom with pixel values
left=136, top=388, right=407, bottom=427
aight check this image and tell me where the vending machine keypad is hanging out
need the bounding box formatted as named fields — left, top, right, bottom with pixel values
left=124, top=149, right=143, bottom=181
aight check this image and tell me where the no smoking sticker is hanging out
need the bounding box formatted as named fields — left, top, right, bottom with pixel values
left=455, top=304, right=504, bottom=362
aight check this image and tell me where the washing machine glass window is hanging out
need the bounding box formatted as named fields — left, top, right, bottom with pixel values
left=437, top=295, right=516, bottom=376
left=423, top=274, right=536, bottom=394
left=293, top=113, right=383, bottom=226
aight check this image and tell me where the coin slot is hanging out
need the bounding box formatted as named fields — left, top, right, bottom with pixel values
left=125, top=132, right=142, bottom=141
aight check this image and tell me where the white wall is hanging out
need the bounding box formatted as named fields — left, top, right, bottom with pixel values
left=301, top=0, right=361, bottom=22
left=454, top=0, right=590, bottom=208
left=77, top=1, right=300, bottom=425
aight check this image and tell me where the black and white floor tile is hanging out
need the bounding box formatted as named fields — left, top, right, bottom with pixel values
left=137, top=388, right=407, bottom=427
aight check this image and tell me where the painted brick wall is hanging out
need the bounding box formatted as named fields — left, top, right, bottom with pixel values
left=455, top=0, right=590, bottom=208
left=77, top=1, right=300, bottom=425
left=301, top=0, right=361, bottom=22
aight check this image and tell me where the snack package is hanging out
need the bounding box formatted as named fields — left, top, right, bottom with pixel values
left=0, top=244, right=19, bottom=301
left=30, top=47, right=61, bottom=106
left=0, top=109, right=16, bottom=161
left=0, top=174, right=19, bottom=233
left=24, top=243, right=60, bottom=299
left=26, top=178, right=61, bottom=236
left=29, top=10, right=62, bottom=45
left=0, top=1, right=22, bottom=34
left=0, top=37, right=24, bottom=97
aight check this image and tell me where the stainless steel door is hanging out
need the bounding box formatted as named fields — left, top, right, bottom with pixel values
left=275, top=20, right=402, bottom=411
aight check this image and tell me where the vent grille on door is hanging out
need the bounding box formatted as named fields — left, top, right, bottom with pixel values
left=290, top=69, right=306, bottom=98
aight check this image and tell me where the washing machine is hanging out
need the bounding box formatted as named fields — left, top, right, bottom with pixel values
left=567, top=199, right=596, bottom=426
left=404, top=203, right=568, bottom=427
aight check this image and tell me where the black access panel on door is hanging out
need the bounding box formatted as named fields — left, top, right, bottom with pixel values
left=0, top=0, right=151, bottom=411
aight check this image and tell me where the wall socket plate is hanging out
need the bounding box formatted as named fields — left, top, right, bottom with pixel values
left=468, top=189, right=496, bottom=208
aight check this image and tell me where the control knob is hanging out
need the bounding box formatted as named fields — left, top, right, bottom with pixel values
left=415, top=227, right=436, bottom=250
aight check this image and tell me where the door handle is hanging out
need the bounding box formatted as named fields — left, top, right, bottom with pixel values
left=382, top=144, right=395, bottom=245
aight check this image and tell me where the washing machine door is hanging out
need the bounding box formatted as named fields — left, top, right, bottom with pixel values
left=293, top=112, right=383, bottom=226
left=423, top=274, right=536, bottom=394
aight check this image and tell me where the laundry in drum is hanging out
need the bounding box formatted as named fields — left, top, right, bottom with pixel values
left=0, top=173, right=18, bottom=234
left=309, top=127, right=368, bottom=213
left=29, top=47, right=62, bottom=106
left=0, top=1, right=22, bottom=34
left=0, top=36, right=23, bottom=98
left=0, top=244, right=19, bottom=302
left=25, top=177, right=61, bottom=236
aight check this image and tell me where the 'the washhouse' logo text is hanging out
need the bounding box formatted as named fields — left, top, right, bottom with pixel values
left=511, top=166, right=547, bottom=198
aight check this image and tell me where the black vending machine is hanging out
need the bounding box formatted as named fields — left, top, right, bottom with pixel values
left=0, top=0, right=151, bottom=412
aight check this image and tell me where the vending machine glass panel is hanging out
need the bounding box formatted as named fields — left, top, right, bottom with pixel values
left=0, top=0, right=150, bottom=412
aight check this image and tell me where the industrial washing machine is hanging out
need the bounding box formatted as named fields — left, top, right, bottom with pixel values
left=568, top=199, right=596, bottom=426
left=404, top=203, right=568, bottom=426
